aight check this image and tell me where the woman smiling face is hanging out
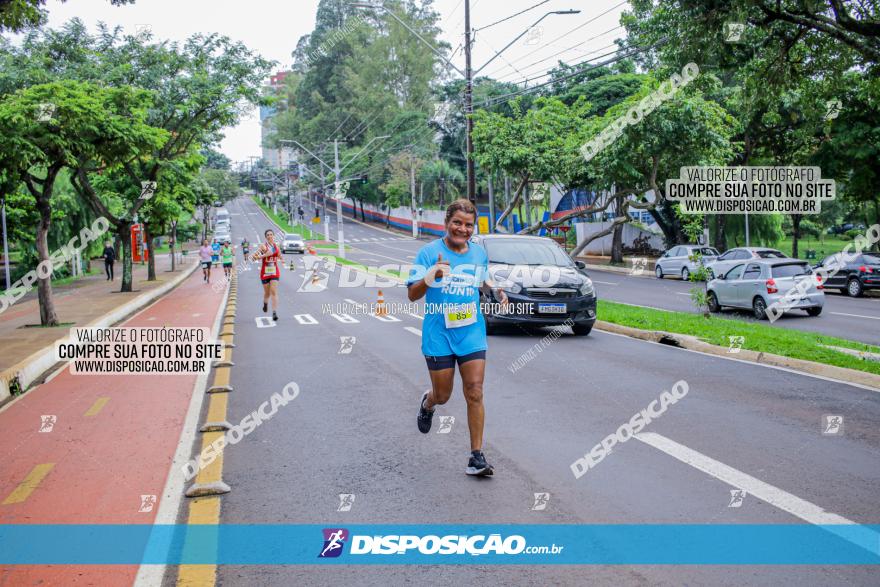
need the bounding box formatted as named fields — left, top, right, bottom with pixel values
left=445, top=210, right=476, bottom=249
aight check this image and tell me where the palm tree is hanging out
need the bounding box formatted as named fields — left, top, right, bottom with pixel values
left=420, top=160, right=464, bottom=208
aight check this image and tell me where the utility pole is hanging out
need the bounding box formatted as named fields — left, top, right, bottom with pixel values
left=334, top=139, right=345, bottom=258
left=487, top=175, right=495, bottom=234
left=503, top=173, right=511, bottom=232
left=410, top=155, right=418, bottom=239
left=464, top=0, right=475, bottom=204
left=1, top=197, right=10, bottom=290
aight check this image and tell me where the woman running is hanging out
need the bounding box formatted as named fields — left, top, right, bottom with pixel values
left=252, top=229, right=282, bottom=321
left=407, top=199, right=508, bottom=477
left=198, top=239, right=213, bottom=283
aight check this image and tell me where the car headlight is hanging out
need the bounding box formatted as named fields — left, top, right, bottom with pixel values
left=579, top=278, right=594, bottom=297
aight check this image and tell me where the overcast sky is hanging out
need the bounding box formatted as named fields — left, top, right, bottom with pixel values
left=39, top=0, right=630, bottom=164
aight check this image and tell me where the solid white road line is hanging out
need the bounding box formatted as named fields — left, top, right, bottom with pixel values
left=634, top=431, right=879, bottom=553
left=591, top=280, right=618, bottom=286
left=831, top=311, right=880, bottom=321
left=404, top=326, right=422, bottom=337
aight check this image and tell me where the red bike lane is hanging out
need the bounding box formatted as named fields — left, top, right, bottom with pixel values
left=0, top=271, right=225, bottom=586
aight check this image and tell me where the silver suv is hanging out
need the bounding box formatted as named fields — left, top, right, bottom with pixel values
left=707, top=259, right=824, bottom=320
left=655, top=245, right=719, bottom=280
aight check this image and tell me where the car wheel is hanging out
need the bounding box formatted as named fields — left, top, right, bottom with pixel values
left=681, top=267, right=690, bottom=281
left=806, top=307, right=822, bottom=317
left=655, top=265, right=664, bottom=279
left=707, top=291, right=720, bottom=313
left=572, top=323, right=592, bottom=336
left=847, top=278, right=864, bottom=297
left=752, top=297, right=768, bottom=320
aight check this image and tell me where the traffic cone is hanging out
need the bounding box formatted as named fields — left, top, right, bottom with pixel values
left=289, top=258, right=296, bottom=271
left=375, top=289, right=388, bottom=317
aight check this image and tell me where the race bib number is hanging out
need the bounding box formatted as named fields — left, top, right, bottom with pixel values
left=444, top=304, right=477, bottom=329
left=264, top=263, right=277, bottom=277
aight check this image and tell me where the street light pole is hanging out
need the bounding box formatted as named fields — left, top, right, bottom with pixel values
left=1, top=197, right=10, bottom=290
left=334, top=139, right=345, bottom=258
left=464, top=0, right=475, bottom=204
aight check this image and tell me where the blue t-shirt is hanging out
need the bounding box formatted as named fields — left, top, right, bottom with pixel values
left=407, top=238, right=489, bottom=357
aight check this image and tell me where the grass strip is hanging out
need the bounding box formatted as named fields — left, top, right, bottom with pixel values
left=597, top=299, right=880, bottom=376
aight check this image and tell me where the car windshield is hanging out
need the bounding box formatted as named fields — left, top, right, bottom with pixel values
left=772, top=263, right=811, bottom=277
left=485, top=239, right=573, bottom=267
left=756, top=250, right=786, bottom=258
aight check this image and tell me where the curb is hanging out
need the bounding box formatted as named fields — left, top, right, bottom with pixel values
left=0, top=260, right=200, bottom=404
left=583, top=263, right=659, bottom=278
left=594, top=320, right=880, bottom=391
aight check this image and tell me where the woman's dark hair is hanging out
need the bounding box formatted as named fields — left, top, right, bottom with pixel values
left=445, top=198, right=477, bottom=224
left=264, top=229, right=274, bottom=238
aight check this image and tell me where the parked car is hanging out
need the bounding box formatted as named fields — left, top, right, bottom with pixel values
left=707, top=259, right=824, bottom=319
left=282, top=233, right=305, bottom=254
left=705, top=247, right=787, bottom=279
left=471, top=234, right=596, bottom=336
left=655, top=245, right=719, bottom=280
left=213, top=200, right=223, bottom=207
left=215, top=218, right=230, bottom=231
left=814, top=252, right=880, bottom=297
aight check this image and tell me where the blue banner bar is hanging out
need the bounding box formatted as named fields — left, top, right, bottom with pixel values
left=0, top=524, right=877, bottom=565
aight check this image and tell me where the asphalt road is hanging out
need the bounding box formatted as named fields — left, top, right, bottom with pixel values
left=188, top=197, right=880, bottom=586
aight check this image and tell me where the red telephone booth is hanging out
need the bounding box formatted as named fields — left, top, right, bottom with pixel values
left=131, top=223, right=149, bottom=263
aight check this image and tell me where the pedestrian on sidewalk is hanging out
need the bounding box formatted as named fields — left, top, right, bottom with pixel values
left=102, top=241, right=116, bottom=281
left=199, top=239, right=213, bottom=283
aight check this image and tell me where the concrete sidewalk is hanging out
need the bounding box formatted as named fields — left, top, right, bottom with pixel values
left=0, top=253, right=194, bottom=374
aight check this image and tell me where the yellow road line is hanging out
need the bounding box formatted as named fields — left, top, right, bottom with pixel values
left=205, top=393, right=228, bottom=424
left=178, top=291, right=235, bottom=587
left=84, top=397, right=110, bottom=417
left=177, top=497, right=221, bottom=586
left=2, top=463, right=55, bottom=505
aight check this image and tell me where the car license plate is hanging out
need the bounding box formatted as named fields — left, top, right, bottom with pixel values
left=538, top=303, right=566, bottom=314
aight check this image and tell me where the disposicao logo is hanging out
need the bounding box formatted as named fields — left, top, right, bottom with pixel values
left=318, top=528, right=349, bottom=558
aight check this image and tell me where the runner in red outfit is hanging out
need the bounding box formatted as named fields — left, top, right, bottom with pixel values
left=252, top=228, right=282, bottom=321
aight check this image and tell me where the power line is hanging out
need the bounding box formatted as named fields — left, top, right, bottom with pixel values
left=486, top=25, right=622, bottom=80
left=494, top=41, right=620, bottom=84
left=478, top=40, right=667, bottom=107
left=473, top=0, right=551, bottom=32
left=485, top=0, right=626, bottom=81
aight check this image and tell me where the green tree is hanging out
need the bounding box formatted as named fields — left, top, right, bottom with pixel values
left=0, top=80, right=164, bottom=325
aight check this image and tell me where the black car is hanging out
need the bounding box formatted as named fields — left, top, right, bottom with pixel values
left=470, top=234, right=597, bottom=336
left=815, top=252, right=880, bottom=297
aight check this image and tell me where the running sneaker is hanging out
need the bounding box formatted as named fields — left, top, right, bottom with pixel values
left=417, top=391, right=434, bottom=434
left=272, top=311, right=278, bottom=321
left=466, top=450, right=494, bottom=476
left=262, top=302, right=268, bottom=313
